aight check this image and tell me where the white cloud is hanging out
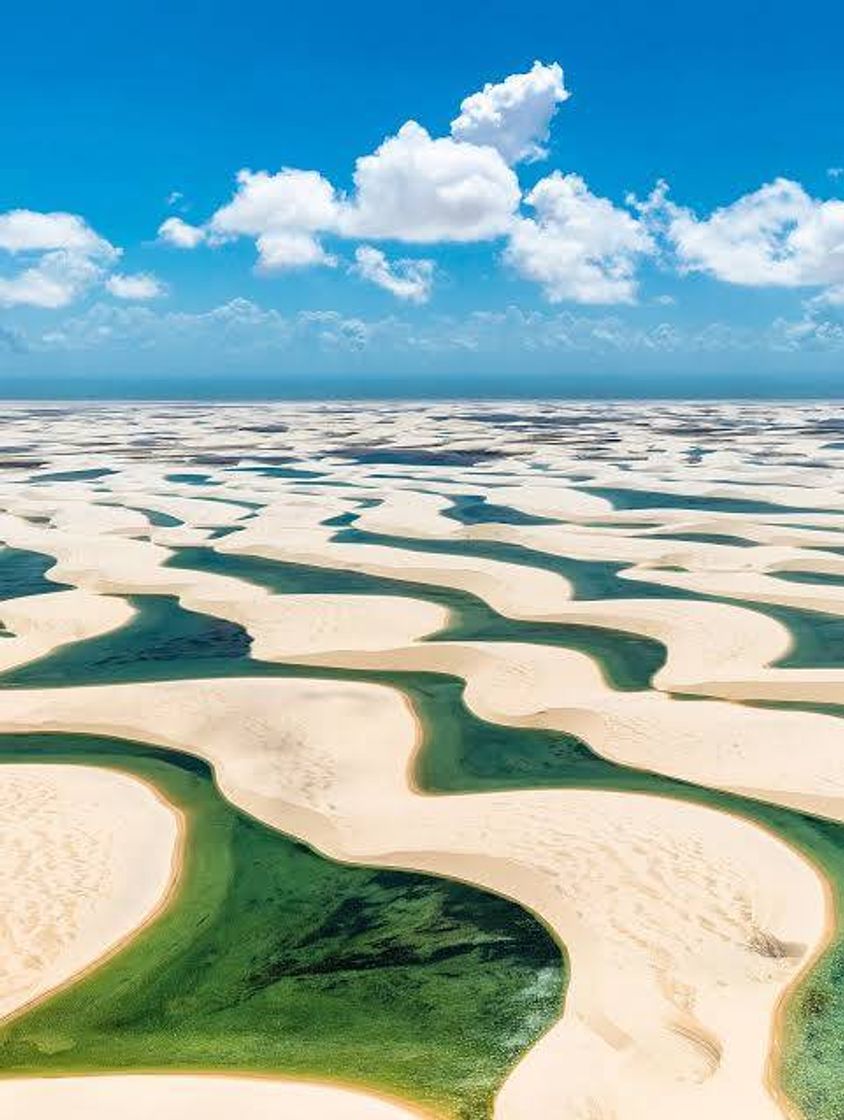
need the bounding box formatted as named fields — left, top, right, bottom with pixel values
left=143, top=61, right=651, bottom=304
left=505, top=172, right=653, bottom=304
left=0, top=210, right=115, bottom=256
left=0, top=208, right=123, bottom=308
left=31, top=298, right=390, bottom=355
left=30, top=296, right=835, bottom=359
left=769, top=306, right=844, bottom=351
left=198, top=119, right=521, bottom=263
left=339, top=121, right=520, bottom=242
left=450, top=61, right=569, bottom=164
left=353, top=246, right=434, bottom=302
left=105, top=272, right=166, bottom=300
left=646, top=178, right=844, bottom=290
left=208, top=168, right=337, bottom=270
left=166, top=64, right=568, bottom=273
left=0, top=249, right=105, bottom=308
left=813, top=285, right=844, bottom=307
left=167, top=169, right=339, bottom=268
left=209, top=168, right=337, bottom=238
left=37, top=298, right=288, bottom=352
left=255, top=231, right=336, bottom=271
left=158, top=216, right=206, bottom=248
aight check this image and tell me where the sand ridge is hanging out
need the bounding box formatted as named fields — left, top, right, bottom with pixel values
left=0, top=763, right=180, bottom=1023
left=0, top=676, right=827, bottom=1120
left=1, top=401, right=844, bottom=1118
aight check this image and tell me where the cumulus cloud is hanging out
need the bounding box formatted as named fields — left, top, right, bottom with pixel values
left=769, top=305, right=844, bottom=351
left=32, top=298, right=387, bottom=355
left=179, top=68, right=537, bottom=265
left=207, top=168, right=337, bottom=270
left=645, top=178, right=844, bottom=292
left=105, top=272, right=166, bottom=300
left=0, top=210, right=115, bottom=256
left=27, top=296, right=843, bottom=362
left=209, top=169, right=336, bottom=238
left=0, top=209, right=121, bottom=308
left=353, top=246, right=434, bottom=302
left=158, top=216, right=206, bottom=248
left=505, top=173, right=653, bottom=303
left=339, top=121, right=520, bottom=242
left=0, top=249, right=106, bottom=308
left=0, top=208, right=123, bottom=308
left=255, top=231, right=336, bottom=271
left=143, top=62, right=654, bottom=304
left=812, top=285, right=844, bottom=307
left=450, top=61, right=570, bottom=164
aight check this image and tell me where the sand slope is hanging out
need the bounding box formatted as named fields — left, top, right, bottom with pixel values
left=0, top=677, right=825, bottom=1120
left=0, top=1075, right=429, bottom=1119
left=0, top=764, right=179, bottom=1022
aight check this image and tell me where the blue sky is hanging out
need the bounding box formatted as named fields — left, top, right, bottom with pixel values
left=1, top=0, right=844, bottom=396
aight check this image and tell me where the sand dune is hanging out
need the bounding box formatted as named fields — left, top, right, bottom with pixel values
left=290, top=639, right=844, bottom=821
left=0, top=676, right=826, bottom=1120
left=0, top=413, right=842, bottom=1120
left=0, top=1075, right=430, bottom=1119
left=0, top=514, right=448, bottom=659
left=0, top=764, right=180, bottom=1022
left=624, top=564, right=844, bottom=616
left=1, top=510, right=842, bottom=815
left=213, top=518, right=844, bottom=703
left=0, top=589, right=134, bottom=675
left=220, top=519, right=576, bottom=616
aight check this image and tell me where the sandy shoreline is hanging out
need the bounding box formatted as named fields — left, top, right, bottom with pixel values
left=4, top=493, right=844, bottom=709
left=0, top=589, right=134, bottom=676
left=0, top=676, right=827, bottom=1120
left=0, top=416, right=842, bottom=1119
left=2, top=507, right=842, bottom=819
left=0, top=764, right=181, bottom=1025
left=0, top=1074, right=435, bottom=1119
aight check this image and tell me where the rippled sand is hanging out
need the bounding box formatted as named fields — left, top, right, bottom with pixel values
left=0, top=764, right=179, bottom=1021
left=0, top=399, right=843, bottom=1119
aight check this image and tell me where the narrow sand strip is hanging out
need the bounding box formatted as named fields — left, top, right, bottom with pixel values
left=214, top=520, right=842, bottom=700
left=283, top=639, right=844, bottom=822
left=5, top=490, right=843, bottom=703
left=2, top=510, right=843, bottom=811
left=0, top=514, right=448, bottom=657
left=466, top=521, right=844, bottom=583
left=0, top=1075, right=430, bottom=1119
left=0, top=677, right=826, bottom=1120
left=0, top=764, right=180, bottom=1022
left=624, top=564, right=844, bottom=617
left=0, top=589, right=134, bottom=675
left=220, top=521, right=576, bottom=617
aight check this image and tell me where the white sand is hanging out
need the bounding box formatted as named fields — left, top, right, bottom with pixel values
left=0, top=1075, right=429, bottom=1119
left=218, top=518, right=576, bottom=616
left=0, top=589, right=134, bottom=675
left=291, top=638, right=844, bottom=821
left=0, top=764, right=179, bottom=1022
left=2, top=508, right=842, bottom=814
left=1, top=403, right=843, bottom=1119
left=0, top=514, right=448, bottom=658
left=624, top=564, right=844, bottom=616
left=213, top=518, right=843, bottom=703
left=0, top=677, right=826, bottom=1120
